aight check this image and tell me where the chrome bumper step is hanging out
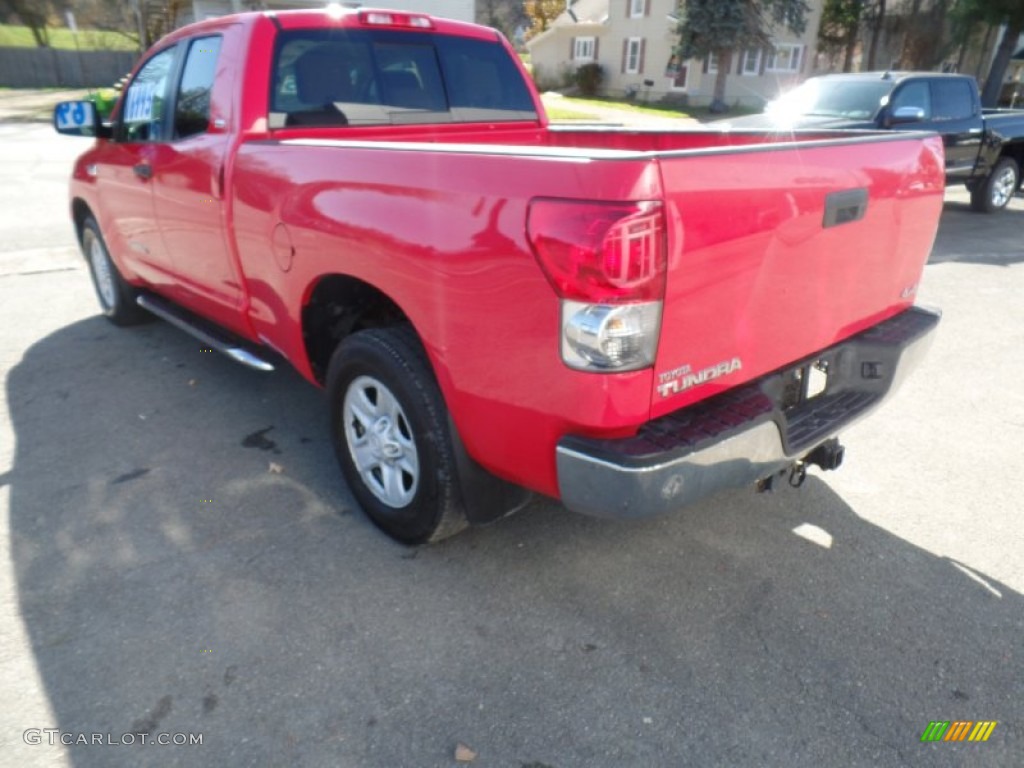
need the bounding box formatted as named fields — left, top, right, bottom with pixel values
left=136, top=293, right=275, bottom=372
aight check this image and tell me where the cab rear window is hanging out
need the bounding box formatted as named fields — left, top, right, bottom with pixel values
left=270, top=28, right=538, bottom=128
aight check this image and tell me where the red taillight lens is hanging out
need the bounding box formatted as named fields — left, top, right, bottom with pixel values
left=527, top=199, right=666, bottom=303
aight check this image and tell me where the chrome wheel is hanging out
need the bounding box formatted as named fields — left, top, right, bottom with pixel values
left=89, top=234, right=116, bottom=310
left=990, top=165, right=1017, bottom=208
left=342, top=374, right=419, bottom=508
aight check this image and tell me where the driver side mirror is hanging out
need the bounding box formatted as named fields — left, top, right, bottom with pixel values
left=889, top=106, right=926, bottom=125
left=53, top=100, right=111, bottom=138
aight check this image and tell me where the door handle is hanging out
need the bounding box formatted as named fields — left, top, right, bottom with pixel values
left=133, top=163, right=152, bottom=180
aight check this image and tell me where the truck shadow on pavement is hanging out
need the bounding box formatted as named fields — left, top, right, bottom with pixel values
left=6, top=316, right=1022, bottom=768
left=932, top=201, right=1024, bottom=266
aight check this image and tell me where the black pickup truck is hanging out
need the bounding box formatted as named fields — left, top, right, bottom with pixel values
left=725, top=72, right=1024, bottom=213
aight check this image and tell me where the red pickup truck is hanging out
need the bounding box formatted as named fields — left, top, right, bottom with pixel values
left=54, top=8, right=942, bottom=544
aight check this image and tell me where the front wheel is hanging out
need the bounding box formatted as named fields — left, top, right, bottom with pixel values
left=326, top=326, right=467, bottom=544
left=80, top=216, right=149, bottom=325
left=970, top=157, right=1019, bottom=213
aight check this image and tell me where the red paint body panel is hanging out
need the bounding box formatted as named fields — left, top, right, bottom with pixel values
left=66, top=10, right=945, bottom=500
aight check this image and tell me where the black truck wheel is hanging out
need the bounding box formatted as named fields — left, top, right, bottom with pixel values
left=326, top=326, right=468, bottom=544
left=81, top=216, right=149, bottom=325
left=970, top=157, right=1019, bottom=213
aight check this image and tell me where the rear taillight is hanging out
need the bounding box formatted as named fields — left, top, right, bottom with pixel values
left=527, top=199, right=666, bottom=303
left=527, top=199, right=666, bottom=372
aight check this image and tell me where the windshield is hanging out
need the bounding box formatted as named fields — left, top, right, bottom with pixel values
left=270, top=28, right=538, bottom=128
left=766, top=78, right=894, bottom=120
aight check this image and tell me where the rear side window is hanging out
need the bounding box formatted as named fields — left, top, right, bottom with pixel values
left=270, top=28, right=537, bottom=128
left=930, top=79, right=975, bottom=120
left=175, top=36, right=222, bottom=139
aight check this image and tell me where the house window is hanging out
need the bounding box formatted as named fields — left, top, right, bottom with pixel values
left=673, top=64, right=689, bottom=90
left=630, top=0, right=645, bottom=18
left=706, top=51, right=718, bottom=74
left=742, top=48, right=761, bottom=76
left=665, top=54, right=688, bottom=90
left=574, top=37, right=595, bottom=62
left=766, top=43, right=803, bottom=73
left=626, top=38, right=642, bottom=74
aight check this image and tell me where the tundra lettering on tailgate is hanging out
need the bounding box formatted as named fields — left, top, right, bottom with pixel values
left=656, top=358, right=743, bottom=399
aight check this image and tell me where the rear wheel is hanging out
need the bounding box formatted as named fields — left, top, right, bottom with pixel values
left=970, top=157, right=1019, bottom=213
left=81, top=216, right=149, bottom=325
left=327, top=326, right=467, bottom=544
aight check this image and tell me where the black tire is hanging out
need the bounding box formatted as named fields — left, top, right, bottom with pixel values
left=970, top=157, right=1019, bottom=213
left=80, top=216, right=149, bottom=325
left=326, top=326, right=468, bottom=544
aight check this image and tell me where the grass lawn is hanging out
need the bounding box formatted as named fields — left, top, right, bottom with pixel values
left=553, top=95, right=763, bottom=123
left=545, top=106, right=601, bottom=121
left=558, top=96, right=692, bottom=119
left=0, top=24, right=138, bottom=51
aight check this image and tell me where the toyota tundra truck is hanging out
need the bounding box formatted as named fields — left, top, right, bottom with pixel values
left=54, top=8, right=943, bottom=544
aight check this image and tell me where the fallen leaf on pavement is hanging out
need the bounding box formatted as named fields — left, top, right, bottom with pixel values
left=268, top=462, right=283, bottom=474
left=454, top=742, right=477, bottom=762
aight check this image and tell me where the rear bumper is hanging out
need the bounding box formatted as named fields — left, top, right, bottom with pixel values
left=556, top=306, right=940, bottom=519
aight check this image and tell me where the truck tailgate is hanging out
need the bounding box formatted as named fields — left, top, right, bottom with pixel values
left=650, top=134, right=944, bottom=418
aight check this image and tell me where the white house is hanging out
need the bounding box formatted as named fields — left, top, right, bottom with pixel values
left=527, top=0, right=824, bottom=108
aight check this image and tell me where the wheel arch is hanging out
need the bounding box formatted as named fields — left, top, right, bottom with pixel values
left=301, top=273, right=416, bottom=386
left=71, top=198, right=94, bottom=243
left=305, top=273, right=533, bottom=527
left=1000, top=143, right=1024, bottom=186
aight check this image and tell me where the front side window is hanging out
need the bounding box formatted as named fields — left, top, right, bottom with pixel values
left=891, top=81, right=932, bottom=119
left=630, top=0, right=645, bottom=17
left=271, top=29, right=537, bottom=127
left=574, top=37, right=596, bottom=62
left=175, top=36, right=222, bottom=139
left=119, top=46, right=176, bottom=142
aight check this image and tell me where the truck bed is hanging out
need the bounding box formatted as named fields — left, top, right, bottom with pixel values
left=233, top=126, right=944, bottom=495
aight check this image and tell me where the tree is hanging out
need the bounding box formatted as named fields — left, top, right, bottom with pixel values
left=523, top=0, right=566, bottom=41
left=864, top=0, right=886, bottom=69
left=477, top=0, right=528, bottom=43
left=0, top=0, right=61, bottom=46
left=952, top=0, right=1024, bottom=106
left=70, top=0, right=187, bottom=50
left=898, top=0, right=954, bottom=69
left=818, top=0, right=866, bottom=71
left=676, top=0, right=810, bottom=112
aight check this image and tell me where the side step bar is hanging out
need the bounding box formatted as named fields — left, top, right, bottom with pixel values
left=136, top=293, right=275, bottom=372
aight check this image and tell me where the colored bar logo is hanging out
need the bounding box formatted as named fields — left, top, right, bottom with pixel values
left=921, top=721, right=997, bottom=742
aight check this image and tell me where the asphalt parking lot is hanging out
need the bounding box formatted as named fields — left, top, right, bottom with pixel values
left=0, top=121, right=1021, bottom=768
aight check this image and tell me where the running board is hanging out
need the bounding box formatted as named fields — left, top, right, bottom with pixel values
left=136, top=293, right=275, bottom=372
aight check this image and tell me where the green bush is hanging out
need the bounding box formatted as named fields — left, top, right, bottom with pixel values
left=86, top=88, right=120, bottom=119
left=574, top=63, right=604, bottom=97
